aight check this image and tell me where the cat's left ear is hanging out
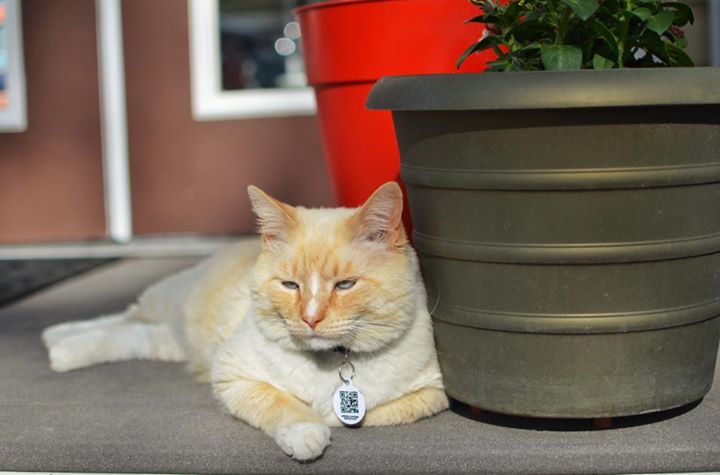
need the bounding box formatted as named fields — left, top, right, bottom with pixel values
left=247, top=186, right=297, bottom=247
left=350, top=182, right=407, bottom=247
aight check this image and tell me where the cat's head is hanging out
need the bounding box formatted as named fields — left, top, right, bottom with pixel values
left=248, top=182, right=419, bottom=353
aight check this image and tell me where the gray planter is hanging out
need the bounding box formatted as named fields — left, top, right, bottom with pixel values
left=368, top=68, right=720, bottom=418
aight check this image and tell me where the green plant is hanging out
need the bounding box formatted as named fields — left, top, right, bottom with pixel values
left=457, top=0, right=694, bottom=71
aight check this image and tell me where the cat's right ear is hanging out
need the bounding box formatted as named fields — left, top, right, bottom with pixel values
left=350, top=181, right=407, bottom=248
left=247, top=186, right=297, bottom=248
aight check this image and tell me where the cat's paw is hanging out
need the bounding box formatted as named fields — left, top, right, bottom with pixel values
left=47, top=333, right=98, bottom=372
left=41, top=315, right=122, bottom=349
left=41, top=322, right=73, bottom=349
left=48, top=342, right=82, bottom=372
left=275, top=422, right=330, bottom=461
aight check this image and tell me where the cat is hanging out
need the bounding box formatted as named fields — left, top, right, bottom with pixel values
left=41, top=182, right=448, bottom=461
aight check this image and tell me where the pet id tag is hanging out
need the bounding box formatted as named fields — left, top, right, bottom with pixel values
left=333, top=356, right=366, bottom=426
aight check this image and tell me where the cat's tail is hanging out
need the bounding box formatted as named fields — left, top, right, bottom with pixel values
left=41, top=305, right=186, bottom=373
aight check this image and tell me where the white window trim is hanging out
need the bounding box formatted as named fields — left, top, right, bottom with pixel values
left=96, top=0, right=132, bottom=243
left=187, top=0, right=316, bottom=121
left=0, top=0, right=27, bottom=132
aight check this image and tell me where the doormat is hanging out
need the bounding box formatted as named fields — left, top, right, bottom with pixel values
left=0, top=259, right=115, bottom=307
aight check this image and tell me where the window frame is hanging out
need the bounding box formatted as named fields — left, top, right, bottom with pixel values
left=187, top=0, right=316, bottom=121
left=0, top=0, right=27, bottom=132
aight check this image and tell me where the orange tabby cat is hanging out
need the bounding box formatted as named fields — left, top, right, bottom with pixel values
left=42, top=182, right=448, bottom=461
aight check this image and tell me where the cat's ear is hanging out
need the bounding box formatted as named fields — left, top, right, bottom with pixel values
left=350, top=182, right=407, bottom=247
left=247, top=186, right=297, bottom=247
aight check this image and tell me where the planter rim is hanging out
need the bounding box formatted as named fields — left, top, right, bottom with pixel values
left=295, top=0, right=410, bottom=15
left=366, top=67, right=720, bottom=111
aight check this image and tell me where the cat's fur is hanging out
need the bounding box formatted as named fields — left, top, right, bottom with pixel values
left=42, top=182, right=448, bottom=461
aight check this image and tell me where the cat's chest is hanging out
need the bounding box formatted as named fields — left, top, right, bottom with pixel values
left=259, top=344, right=415, bottom=414
left=232, top=336, right=401, bottom=407
left=221, top=315, right=434, bottom=417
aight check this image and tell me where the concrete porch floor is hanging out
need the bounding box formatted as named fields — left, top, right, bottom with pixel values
left=1, top=257, right=719, bottom=474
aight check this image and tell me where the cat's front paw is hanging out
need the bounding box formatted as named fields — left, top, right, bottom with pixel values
left=48, top=340, right=83, bottom=372
left=275, top=422, right=330, bottom=461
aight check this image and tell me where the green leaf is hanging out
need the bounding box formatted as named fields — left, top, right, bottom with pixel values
left=510, top=19, right=553, bottom=43
left=540, top=45, right=583, bottom=70
left=665, top=42, right=695, bottom=66
left=663, top=2, right=695, bottom=26
left=560, top=0, right=600, bottom=21
left=647, top=11, right=675, bottom=35
left=466, top=13, right=503, bottom=24
left=592, top=54, right=615, bottom=69
left=466, top=14, right=489, bottom=23
left=486, top=59, right=509, bottom=72
left=516, top=42, right=543, bottom=53
left=491, top=41, right=506, bottom=58
left=639, top=31, right=671, bottom=64
left=631, top=7, right=652, bottom=20
left=456, top=36, right=496, bottom=69
left=524, top=9, right=541, bottom=22
left=504, top=1, right=524, bottom=22
left=588, top=19, right=619, bottom=58
left=506, top=61, right=524, bottom=72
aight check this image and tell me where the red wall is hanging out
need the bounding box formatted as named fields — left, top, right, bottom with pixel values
left=0, top=0, right=106, bottom=243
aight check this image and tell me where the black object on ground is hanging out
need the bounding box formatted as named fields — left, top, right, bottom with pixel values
left=0, top=259, right=115, bottom=307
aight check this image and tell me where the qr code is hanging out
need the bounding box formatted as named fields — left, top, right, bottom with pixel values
left=339, top=390, right=359, bottom=413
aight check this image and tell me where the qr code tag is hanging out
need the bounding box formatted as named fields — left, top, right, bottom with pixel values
left=333, top=381, right=366, bottom=426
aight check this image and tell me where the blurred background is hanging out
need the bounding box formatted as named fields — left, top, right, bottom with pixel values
left=0, top=0, right=333, bottom=257
left=0, top=0, right=718, bottom=256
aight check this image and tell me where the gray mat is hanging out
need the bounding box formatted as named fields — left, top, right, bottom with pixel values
left=1, top=258, right=719, bottom=474
left=0, top=258, right=114, bottom=307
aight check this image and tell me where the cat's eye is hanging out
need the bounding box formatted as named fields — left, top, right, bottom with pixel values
left=281, top=280, right=299, bottom=290
left=335, top=279, right=357, bottom=290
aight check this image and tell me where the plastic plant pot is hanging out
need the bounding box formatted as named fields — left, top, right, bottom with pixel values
left=368, top=68, right=720, bottom=417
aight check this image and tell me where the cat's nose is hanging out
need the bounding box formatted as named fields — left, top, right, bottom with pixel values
left=302, top=314, right=326, bottom=330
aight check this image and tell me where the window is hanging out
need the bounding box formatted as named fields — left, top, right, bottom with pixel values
left=188, top=0, right=316, bottom=121
left=0, top=0, right=26, bottom=131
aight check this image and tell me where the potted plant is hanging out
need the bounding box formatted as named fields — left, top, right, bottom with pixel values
left=294, top=0, right=500, bottom=227
left=367, top=0, right=720, bottom=418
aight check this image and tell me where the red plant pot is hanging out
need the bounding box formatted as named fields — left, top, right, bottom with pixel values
left=296, top=0, right=496, bottom=218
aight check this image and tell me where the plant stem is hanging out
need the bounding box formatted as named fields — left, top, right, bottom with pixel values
left=556, top=4, right=571, bottom=44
